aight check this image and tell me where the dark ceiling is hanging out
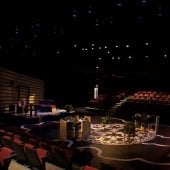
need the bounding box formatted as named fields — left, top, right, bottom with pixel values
left=0, top=0, right=169, bottom=80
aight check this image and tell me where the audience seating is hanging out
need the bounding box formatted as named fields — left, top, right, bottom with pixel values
left=1, top=135, right=13, bottom=150
left=129, top=90, right=170, bottom=104
left=0, top=129, right=6, bottom=136
left=0, top=127, right=100, bottom=170
left=24, top=143, right=49, bottom=170
left=51, top=145, right=73, bottom=169
left=0, top=129, right=6, bottom=146
left=84, top=165, right=98, bottom=170
left=12, top=139, right=28, bottom=164
left=0, top=147, right=15, bottom=169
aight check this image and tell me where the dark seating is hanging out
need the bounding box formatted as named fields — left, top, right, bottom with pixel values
left=29, top=137, right=40, bottom=147
left=12, top=139, right=28, bottom=164
left=24, top=143, right=48, bottom=170
left=0, top=129, right=6, bottom=146
left=0, top=147, right=15, bottom=170
left=51, top=145, right=73, bottom=169
left=1, top=135, right=13, bottom=150
left=83, top=165, right=98, bottom=170
left=0, top=129, right=6, bottom=136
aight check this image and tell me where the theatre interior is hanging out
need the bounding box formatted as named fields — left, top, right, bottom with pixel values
left=0, top=1, right=170, bottom=170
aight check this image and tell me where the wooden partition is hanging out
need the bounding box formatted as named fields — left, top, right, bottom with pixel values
left=0, top=67, right=44, bottom=111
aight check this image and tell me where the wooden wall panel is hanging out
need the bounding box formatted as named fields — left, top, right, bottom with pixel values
left=0, top=67, right=44, bottom=111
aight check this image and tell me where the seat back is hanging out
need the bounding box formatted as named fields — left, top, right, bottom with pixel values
left=51, top=146, right=72, bottom=169
left=0, top=147, right=14, bottom=169
left=24, top=143, right=44, bottom=170
left=1, top=135, right=13, bottom=150
left=0, top=129, right=6, bottom=146
left=84, top=165, right=98, bottom=170
left=0, top=129, right=6, bottom=137
left=12, top=139, right=28, bottom=163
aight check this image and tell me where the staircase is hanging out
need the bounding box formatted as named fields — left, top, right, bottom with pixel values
left=108, top=97, right=129, bottom=114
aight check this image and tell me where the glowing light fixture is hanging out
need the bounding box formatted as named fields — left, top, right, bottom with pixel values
left=29, top=95, right=35, bottom=104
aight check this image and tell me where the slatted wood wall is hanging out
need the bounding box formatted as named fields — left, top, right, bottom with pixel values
left=0, top=67, right=44, bottom=111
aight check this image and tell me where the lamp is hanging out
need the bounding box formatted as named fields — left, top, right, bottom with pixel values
left=29, top=95, right=35, bottom=104
left=29, top=95, right=35, bottom=117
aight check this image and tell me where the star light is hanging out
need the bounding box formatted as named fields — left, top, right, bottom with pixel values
left=163, top=54, right=167, bottom=58
left=145, top=42, right=149, bottom=46
left=73, top=44, right=77, bottom=48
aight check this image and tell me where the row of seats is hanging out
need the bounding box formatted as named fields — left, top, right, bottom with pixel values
left=0, top=129, right=14, bottom=169
left=0, top=128, right=98, bottom=170
left=0, top=146, right=15, bottom=170
left=128, top=90, right=170, bottom=104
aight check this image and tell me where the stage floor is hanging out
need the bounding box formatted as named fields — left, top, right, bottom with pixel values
left=1, top=114, right=170, bottom=169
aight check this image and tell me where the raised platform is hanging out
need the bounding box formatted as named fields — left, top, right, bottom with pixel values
left=74, top=106, right=107, bottom=116
left=87, top=123, right=156, bottom=145
left=0, top=111, right=74, bottom=126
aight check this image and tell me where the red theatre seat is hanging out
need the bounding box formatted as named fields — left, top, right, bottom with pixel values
left=0, top=147, right=14, bottom=168
left=84, top=165, right=98, bottom=170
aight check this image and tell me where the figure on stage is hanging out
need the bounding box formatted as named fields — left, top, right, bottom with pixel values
left=94, top=84, right=99, bottom=99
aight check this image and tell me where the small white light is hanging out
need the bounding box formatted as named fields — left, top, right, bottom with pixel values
left=142, top=0, right=147, bottom=3
left=72, top=14, right=77, bottom=18
left=25, top=45, right=29, bottom=48
left=164, top=54, right=167, bottom=58
left=145, top=42, right=149, bottom=46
